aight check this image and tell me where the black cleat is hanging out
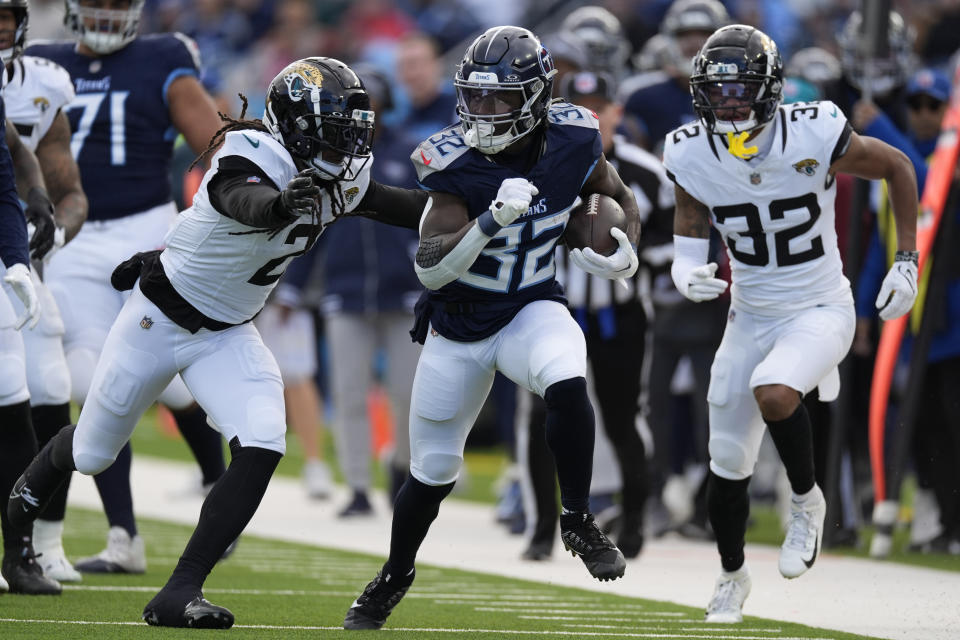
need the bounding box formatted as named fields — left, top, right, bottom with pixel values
left=560, top=511, right=627, bottom=581
left=2, top=544, right=62, bottom=595
left=343, top=568, right=414, bottom=630
left=143, top=589, right=234, bottom=628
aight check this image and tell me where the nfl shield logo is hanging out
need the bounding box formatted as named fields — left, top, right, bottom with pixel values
left=140, top=315, right=153, bottom=330
left=750, top=172, right=762, bottom=185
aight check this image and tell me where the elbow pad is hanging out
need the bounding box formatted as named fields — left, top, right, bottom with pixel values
left=415, top=209, right=501, bottom=290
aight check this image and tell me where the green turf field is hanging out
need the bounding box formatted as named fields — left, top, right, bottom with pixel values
left=0, top=508, right=882, bottom=640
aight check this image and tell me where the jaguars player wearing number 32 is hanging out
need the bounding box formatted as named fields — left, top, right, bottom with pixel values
left=8, top=57, right=429, bottom=627
left=344, top=26, right=642, bottom=631
left=663, top=25, right=919, bottom=623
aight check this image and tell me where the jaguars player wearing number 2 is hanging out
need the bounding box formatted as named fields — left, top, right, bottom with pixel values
left=344, top=26, right=642, bottom=631
left=663, top=25, right=919, bottom=623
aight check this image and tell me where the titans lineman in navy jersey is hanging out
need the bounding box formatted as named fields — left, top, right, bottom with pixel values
left=25, top=0, right=227, bottom=574
left=344, top=27, right=641, bottom=631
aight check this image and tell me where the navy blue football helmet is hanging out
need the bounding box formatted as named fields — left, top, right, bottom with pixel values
left=263, top=57, right=375, bottom=181
left=690, top=25, right=783, bottom=134
left=454, top=26, right=557, bottom=154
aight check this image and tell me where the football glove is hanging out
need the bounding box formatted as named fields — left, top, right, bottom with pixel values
left=673, top=262, right=728, bottom=302
left=490, top=178, right=538, bottom=226
left=24, top=187, right=56, bottom=261
left=569, top=228, right=639, bottom=282
left=876, top=250, right=918, bottom=321
left=278, top=169, right=321, bottom=220
left=3, top=262, right=40, bottom=330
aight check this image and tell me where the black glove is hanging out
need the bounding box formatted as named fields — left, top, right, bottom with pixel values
left=276, top=168, right=321, bottom=222
left=25, top=186, right=56, bottom=261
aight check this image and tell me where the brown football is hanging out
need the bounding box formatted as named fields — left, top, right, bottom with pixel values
left=564, top=193, right=627, bottom=256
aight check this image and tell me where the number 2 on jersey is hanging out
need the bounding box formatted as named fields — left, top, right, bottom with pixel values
left=67, top=91, right=130, bottom=165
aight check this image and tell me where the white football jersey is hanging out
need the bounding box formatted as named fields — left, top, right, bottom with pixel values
left=160, top=129, right=370, bottom=324
left=663, top=100, right=854, bottom=315
left=2, top=55, right=75, bottom=152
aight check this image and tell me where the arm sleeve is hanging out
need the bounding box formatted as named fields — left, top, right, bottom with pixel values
left=206, top=155, right=292, bottom=228
left=0, top=113, right=28, bottom=267
left=349, top=179, right=428, bottom=230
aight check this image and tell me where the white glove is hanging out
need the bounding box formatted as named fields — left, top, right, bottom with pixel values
left=569, top=228, right=639, bottom=283
left=3, top=262, right=40, bottom=330
left=876, top=251, right=918, bottom=320
left=490, top=178, right=538, bottom=226
left=674, top=262, right=728, bottom=302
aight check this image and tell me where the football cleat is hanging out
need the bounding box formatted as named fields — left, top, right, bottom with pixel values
left=779, top=485, right=826, bottom=579
left=560, top=512, right=626, bottom=581
left=0, top=571, right=8, bottom=593
left=74, top=526, right=146, bottom=574
left=2, top=543, right=62, bottom=595
left=343, top=568, right=414, bottom=630
left=143, top=591, right=234, bottom=629
left=338, top=491, right=373, bottom=518
left=705, top=564, right=751, bottom=623
left=520, top=540, right=552, bottom=561
left=33, top=519, right=81, bottom=582
left=303, top=460, right=333, bottom=499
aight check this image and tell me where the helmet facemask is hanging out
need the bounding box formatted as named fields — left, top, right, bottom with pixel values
left=455, top=71, right=552, bottom=155
left=65, top=0, right=145, bottom=55
left=693, top=76, right=770, bottom=133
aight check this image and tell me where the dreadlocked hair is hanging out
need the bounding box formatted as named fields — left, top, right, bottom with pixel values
left=189, top=94, right=271, bottom=171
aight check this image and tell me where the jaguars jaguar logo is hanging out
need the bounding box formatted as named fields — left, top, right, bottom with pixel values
left=283, top=62, right=324, bottom=102
left=343, top=186, right=360, bottom=206
left=792, top=158, right=819, bottom=176
left=33, top=97, right=50, bottom=113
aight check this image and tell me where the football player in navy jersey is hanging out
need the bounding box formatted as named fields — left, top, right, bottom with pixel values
left=8, top=56, right=430, bottom=626
left=25, top=0, right=229, bottom=575
left=344, top=26, right=641, bottom=631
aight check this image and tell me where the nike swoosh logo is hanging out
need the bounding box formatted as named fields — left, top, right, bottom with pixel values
left=242, top=134, right=260, bottom=148
left=829, top=106, right=838, bottom=118
left=420, top=150, right=432, bottom=166
left=804, top=537, right=819, bottom=568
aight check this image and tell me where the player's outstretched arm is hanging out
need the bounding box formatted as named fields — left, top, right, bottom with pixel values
left=415, top=178, right=537, bottom=290
left=670, top=184, right=727, bottom=302
left=35, top=111, right=87, bottom=245
left=348, top=179, right=429, bottom=230
left=831, top=132, right=919, bottom=320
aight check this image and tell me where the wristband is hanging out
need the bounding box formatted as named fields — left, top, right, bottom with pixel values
left=894, top=250, right=918, bottom=267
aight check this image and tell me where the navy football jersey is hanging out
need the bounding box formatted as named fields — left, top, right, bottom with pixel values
left=0, top=97, right=29, bottom=268
left=26, top=33, right=202, bottom=221
left=411, top=102, right=603, bottom=341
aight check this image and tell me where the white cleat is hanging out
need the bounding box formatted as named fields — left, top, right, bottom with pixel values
left=705, top=564, right=751, bottom=623
left=303, top=460, right=333, bottom=499
left=779, top=484, right=826, bottom=579
left=33, top=519, right=82, bottom=582
left=74, top=526, right=146, bottom=574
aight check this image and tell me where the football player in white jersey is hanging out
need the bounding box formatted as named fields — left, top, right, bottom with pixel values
left=8, top=57, right=428, bottom=627
left=662, top=25, right=919, bottom=623
left=0, top=0, right=88, bottom=584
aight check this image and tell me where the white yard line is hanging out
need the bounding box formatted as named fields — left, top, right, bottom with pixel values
left=64, top=457, right=960, bottom=640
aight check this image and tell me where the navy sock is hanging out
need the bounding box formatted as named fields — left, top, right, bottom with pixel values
left=766, top=402, right=816, bottom=495
left=543, top=377, right=594, bottom=513
left=94, top=442, right=137, bottom=537
left=384, top=475, right=454, bottom=577
left=707, top=471, right=750, bottom=572
left=170, top=405, right=226, bottom=486
left=31, top=403, right=73, bottom=521
left=0, top=401, right=38, bottom=551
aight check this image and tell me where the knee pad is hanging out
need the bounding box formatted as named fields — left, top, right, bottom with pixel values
left=157, top=376, right=195, bottom=411
left=413, top=452, right=462, bottom=486
left=708, top=437, right=752, bottom=480
left=73, top=448, right=116, bottom=476
left=28, top=358, right=72, bottom=406
left=0, top=352, right=28, bottom=405
left=237, top=394, right=287, bottom=455
left=65, top=347, right=100, bottom=405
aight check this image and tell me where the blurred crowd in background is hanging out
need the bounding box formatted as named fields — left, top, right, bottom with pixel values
left=25, top=0, right=960, bottom=558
